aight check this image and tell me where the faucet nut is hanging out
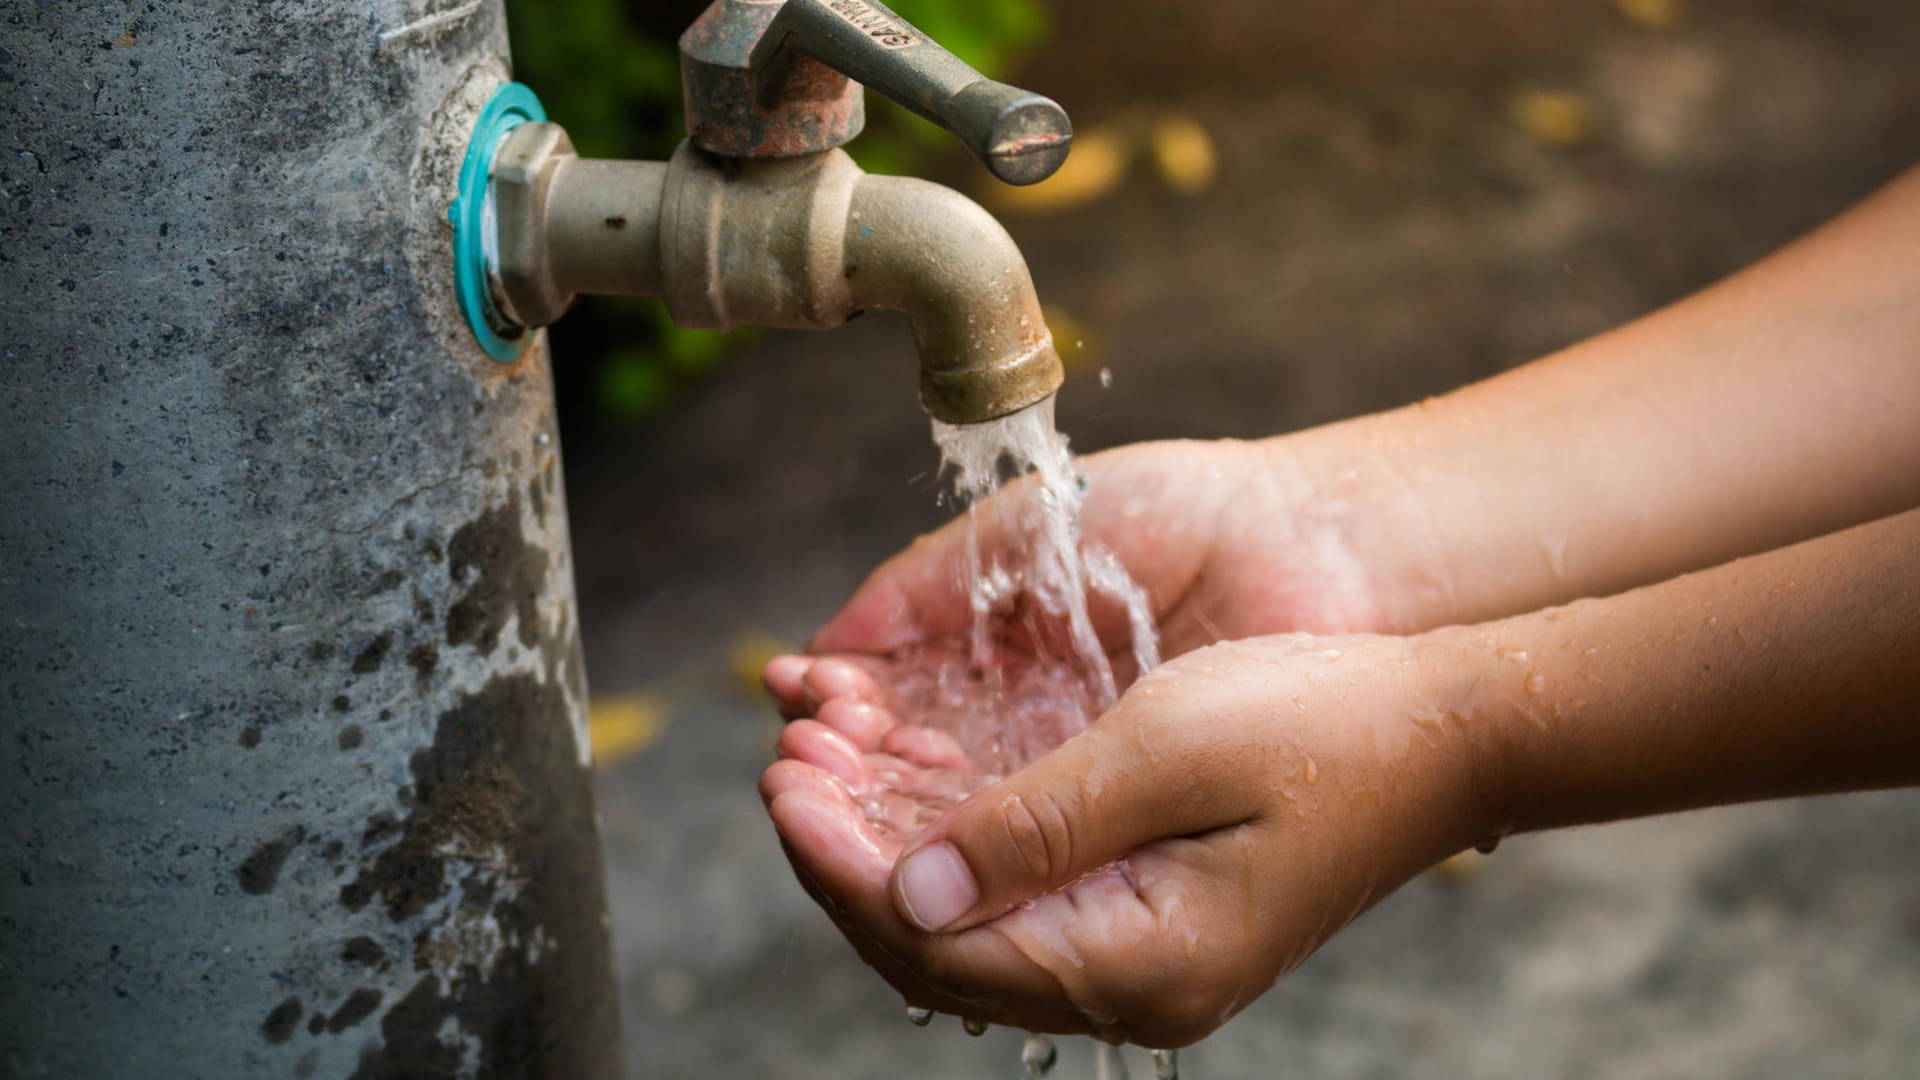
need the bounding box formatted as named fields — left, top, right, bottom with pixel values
left=490, top=121, right=578, bottom=330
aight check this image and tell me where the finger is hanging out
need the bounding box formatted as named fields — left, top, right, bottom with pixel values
left=777, top=720, right=873, bottom=791
left=771, top=833, right=1102, bottom=1036
left=1008, top=833, right=1279, bottom=1049
left=763, top=655, right=813, bottom=719
left=769, top=790, right=1095, bottom=1023
left=758, top=757, right=846, bottom=808
left=888, top=687, right=1271, bottom=934
left=802, top=657, right=883, bottom=713
left=880, top=724, right=972, bottom=772
left=815, top=698, right=897, bottom=752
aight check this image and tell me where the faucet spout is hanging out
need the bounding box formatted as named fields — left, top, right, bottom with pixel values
left=488, top=126, right=1063, bottom=425
left=842, top=174, right=1064, bottom=423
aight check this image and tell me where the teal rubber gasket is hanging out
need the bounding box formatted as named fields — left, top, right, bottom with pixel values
left=451, top=82, right=547, bottom=362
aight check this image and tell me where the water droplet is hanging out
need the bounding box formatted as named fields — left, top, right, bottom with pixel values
left=906, top=1006, right=934, bottom=1027
left=1152, top=1048, right=1180, bottom=1080
left=1474, top=835, right=1502, bottom=855
left=1022, top=1033, right=1059, bottom=1076
left=1302, top=755, right=1319, bottom=785
left=1099, top=367, right=1114, bottom=388
left=963, top=1018, right=990, bottom=1037
left=1525, top=672, right=1546, bottom=697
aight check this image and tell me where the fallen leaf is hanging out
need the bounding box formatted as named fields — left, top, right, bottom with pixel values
left=1149, top=113, right=1218, bottom=195
left=1512, top=91, right=1595, bottom=147
left=728, top=627, right=795, bottom=699
left=1616, top=0, right=1683, bottom=29
left=589, top=693, right=667, bottom=765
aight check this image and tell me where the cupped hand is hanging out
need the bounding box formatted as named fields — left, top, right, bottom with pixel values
left=759, top=634, right=1497, bottom=1047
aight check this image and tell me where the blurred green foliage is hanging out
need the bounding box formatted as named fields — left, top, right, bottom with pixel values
left=502, top=0, right=1049, bottom=423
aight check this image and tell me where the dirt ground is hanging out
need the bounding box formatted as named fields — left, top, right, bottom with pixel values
left=556, top=1, right=1920, bottom=1075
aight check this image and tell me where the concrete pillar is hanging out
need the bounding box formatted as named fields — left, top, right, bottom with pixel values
left=1, top=2, right=623, bottom=1076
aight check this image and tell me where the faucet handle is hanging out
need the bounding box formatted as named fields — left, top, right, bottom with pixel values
left=747, top=0, right=1072, bottom=186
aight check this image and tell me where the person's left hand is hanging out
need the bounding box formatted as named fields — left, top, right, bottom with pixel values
left=759, top=632, right=1499, bottom=1048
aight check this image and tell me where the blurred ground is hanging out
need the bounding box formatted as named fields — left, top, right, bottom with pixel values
left=555, top=1, right=1920, bottom=1076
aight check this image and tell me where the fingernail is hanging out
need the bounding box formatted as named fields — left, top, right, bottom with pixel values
left=897, top=842, right=978, bottom=932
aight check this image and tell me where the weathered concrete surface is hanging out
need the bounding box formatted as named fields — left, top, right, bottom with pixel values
left=557, top=0, right=1920, bottom=1075
left=1, top=3, right=619, bottom=1076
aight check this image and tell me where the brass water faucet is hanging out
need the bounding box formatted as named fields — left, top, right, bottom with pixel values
left=460, top=0, right=1073, bottom=424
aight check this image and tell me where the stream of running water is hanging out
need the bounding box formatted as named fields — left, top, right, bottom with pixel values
left=903, top=396, right=1178, bottom=1079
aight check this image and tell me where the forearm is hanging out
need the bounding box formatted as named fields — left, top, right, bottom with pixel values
left=1289, top=164, right=1920, bottom=630
left=1459, top=507, right=1920, bottom=835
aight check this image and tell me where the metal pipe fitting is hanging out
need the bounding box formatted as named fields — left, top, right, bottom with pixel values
left=490, top=122, right=668, bottom=328
left=488, top=124, right=1063, bottom=424
left=842, top=173, right=1063, bottom=422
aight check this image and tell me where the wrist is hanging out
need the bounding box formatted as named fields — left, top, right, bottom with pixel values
left=1265, top=413, right=1480, bottom=634
left=1412, top=623, right=1526, bottom=852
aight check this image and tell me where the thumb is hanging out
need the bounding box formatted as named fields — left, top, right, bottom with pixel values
left=888, top=701, right=1266, bottom=933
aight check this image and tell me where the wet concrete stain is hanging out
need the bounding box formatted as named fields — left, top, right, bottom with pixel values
left=238, top=826, right=305, bottom=895
left=327, top=988, right=385, bottom=1033
left=333, top=694, right=352, bottom=714
left=239, top=725, right=262, bottom=749
left=341, top=673, right=617, bottom=1078
left=526, top=472, right=547, bottom=524
left=261, top=996, right=303, bottom=1043
left=339, top=724, right=365, bottom=751
left=443, top=494, right=547, bottom=654
left=406, top=642, right=439, bottom=680
left=342, top=936, right=387, bottom=967
left=352, top=631, right=394, bottom=674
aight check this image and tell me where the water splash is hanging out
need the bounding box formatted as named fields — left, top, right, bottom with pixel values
left=931, top=396, right=1159, bottom=716
left=1151, top=1049, right=1179, bottom=1079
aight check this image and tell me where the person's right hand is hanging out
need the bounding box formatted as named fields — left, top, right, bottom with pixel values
left=760, top=630, right=1499, bottom=1047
